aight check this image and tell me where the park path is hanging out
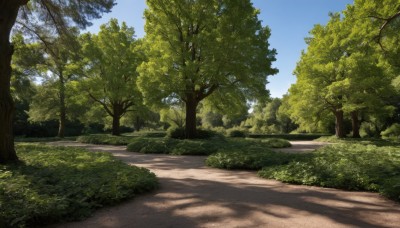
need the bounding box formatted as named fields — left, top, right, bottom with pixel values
left=48, top=141, right=400, bottom=228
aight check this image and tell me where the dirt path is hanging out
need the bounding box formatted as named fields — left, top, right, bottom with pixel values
left=48, top=141, right=400, bottom=228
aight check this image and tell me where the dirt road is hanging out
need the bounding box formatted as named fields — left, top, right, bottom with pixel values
left=48, top=141, right=400, bottom=228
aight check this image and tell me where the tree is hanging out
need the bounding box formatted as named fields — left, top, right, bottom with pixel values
left=347, top=0, right=400, bottom=71
left=288, top=13, right=395, bottom=138
left=0, top=0, right=115, bottom=163
left=80, top=19, right=143, bottom=136
left=138, top=0, right=277, bottom=139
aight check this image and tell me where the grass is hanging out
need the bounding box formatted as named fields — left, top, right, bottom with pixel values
left=0, top=144, right=158, bottom=228
left=126, top=137, right=292, bottom=156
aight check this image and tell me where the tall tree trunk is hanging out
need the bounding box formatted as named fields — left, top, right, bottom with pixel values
left=0, top=2, right=21, bottom=163
left=111, top=104, right=122, bottom=136
left=58, top=72, right=66, bottom=138
left=334, top=109, right=345, bottom=138
left=185, top=95, right=198, bottom=139
left=351, top=111, right=361, bottom=138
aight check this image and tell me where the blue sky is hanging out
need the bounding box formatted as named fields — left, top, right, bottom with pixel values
left=86, top=0, right=354, bottom=98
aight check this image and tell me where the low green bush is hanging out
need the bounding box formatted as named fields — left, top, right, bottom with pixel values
left=166, top=127, right=186, bottom=139
left=0, top=144, right=158, bottom=227
left=77, top=135, right=133, bottom=145
left=133, top=131, right=167, bottom=138
left=127, top=137, right=179, bottom=154
left=260, top=138, right=292, bottom=148
left=248, top=134, right=328, bottom=140
left=206, top=146, right=305, bottom=170
left=381, top=123, right=400, bottom=140
left=227, top=129, right=247, bottom=138
left=259, top=143, right=400, bottom=202
left=171, top=140, right=218, bottom=155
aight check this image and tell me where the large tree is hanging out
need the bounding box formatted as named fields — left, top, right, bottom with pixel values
left=80, top=19, right=143, bottom=136
left=138, top=0, right=277, bottom=138
left=288, top=13, right=395, bottom=138
left=0, top=0, right=115, bottom=163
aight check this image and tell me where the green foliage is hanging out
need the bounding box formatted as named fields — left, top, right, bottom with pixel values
left=171, top=140, right=218, bottom=156
left=138, top=0, right=277, bottom=136
left=259, top=138, right=292, bottom=148
left=79, top=19, right=144, bottom=135
left=381, top=124, right=400, bottom=139
left=133, top=131, right=167, bottom=138
left=206, top=146, right=303, bottom=170
left=126, top=138, right=178, bottom=154
left=0, top=144, right=157, bottom=227
left=227, top=129, right=247, bottom=138
left=77, top=135, right=133, bottom=145
left=166, top=126, right=186, bottom=139
left=248, top=134, right=328, bottom=141
left=258, top=143, right=400, bottom=202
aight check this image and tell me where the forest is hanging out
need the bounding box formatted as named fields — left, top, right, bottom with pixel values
left=0, top=0, right=400, bottom=227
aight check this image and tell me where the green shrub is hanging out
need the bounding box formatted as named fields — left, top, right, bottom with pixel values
left=196, top=129, right=217, bottom=139
left=206, top=147, right=304, bottom=170
left=134, top=131, right=166, bottom=138
left=248, top=134, right=328, bottom=140
left=167, top=126, right=186, bottom=139
left=227, top=129, right=246, bottom=138
left=127, top=137, right=179, bottom=154
left=260, top=138, right=291, bottom=148
left=381, top=123, right=400, bottom=139
left=171, top=140, right=218, bottom=155
left=77, top=135, right=133, bottom=145
left=0, top=144, right=158, bottom=227
left=258, top=143, right=400, bottom=202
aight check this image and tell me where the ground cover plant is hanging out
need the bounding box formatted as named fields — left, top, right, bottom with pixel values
left=126, top=137, right=292, bottom=156
left=258, top=143, right=400, bottom=202
left=77, top=134, right=135, bottom=145
left=0, top=144, right=158, bottom=227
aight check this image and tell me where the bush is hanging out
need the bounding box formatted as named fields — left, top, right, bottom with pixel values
left=127, top=137, right=179, bottom=154
left=171, top=140, right=218, bottom=155
left=136, top=131, right=167, bottom=138
left=167, top=126, right=186, bottom=139
left=248, top=134, right=328, bottom=140
left=0, top=144, right=158, bottom=227
left=258, top=143, right=400, bottom=202
left=260, top=138, right=292, bottom=148
left=381, top=123, right=400, bottom=139
left=77, top=135, right=133, bottom=145
left=196, top=129, right=216, bottom=139
left=206, top=147, right=305, bottom=170
left=227, top=129, right=246, bottom=138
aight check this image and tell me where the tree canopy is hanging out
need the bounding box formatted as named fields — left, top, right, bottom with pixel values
left=138, top=0, right=277, bottom=138
left=79, top=19, right=143, bottom=135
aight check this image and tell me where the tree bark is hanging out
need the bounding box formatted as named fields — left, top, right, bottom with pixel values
left=57, top=71, right=66, bottom=138
left=0, top=2, right=21, bottom=163
left=111, top=104, right=122, bottom=136
left=334, top=109, right=345, bottom=138
left=351, top=111, right=361, bottom=138
left=185, top=94, right=198, bottom=139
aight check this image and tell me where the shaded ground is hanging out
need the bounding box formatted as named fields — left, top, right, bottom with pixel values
left=47, top=141, right=400, bottom=228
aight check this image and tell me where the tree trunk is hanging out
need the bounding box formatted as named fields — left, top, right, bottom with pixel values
left=351, top=111, right=361, bottom=138
left=0, top=2, right=21, bottom=163
left=185, top=95, right=198, bottom=139
left=334, top=110, right=345, bottom=138
left=111, top=104, right=122, bottom=136
left=58, top=72, right=66, bottom=138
